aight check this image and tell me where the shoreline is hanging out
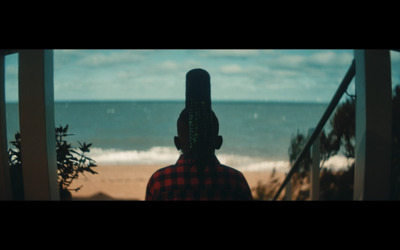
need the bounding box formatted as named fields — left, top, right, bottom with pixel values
left=69, top=164, right=285, bottom=200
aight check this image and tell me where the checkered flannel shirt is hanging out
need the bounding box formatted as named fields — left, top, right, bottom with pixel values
left=145, top=154, right=253, bottom=201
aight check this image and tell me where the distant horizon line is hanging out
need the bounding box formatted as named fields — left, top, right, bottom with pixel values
left=5, top=99, right=331, bottom=105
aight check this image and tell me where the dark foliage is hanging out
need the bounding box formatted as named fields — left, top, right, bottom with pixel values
left=319, top=166, right=354, bottom=200
left=320, top=99, right=355, bottom=161
left=8, top=132, right=24, bottom=200
left=288, top=98, right=356, bottom=200
left=391, top=85, right=400, bottom=199
left=286, top=85, right=400, bottom=200
left=288, top=131, right=311, bottom=175
left=8, top=124, right=97, bottom=200
left=55, top=125, right=98, bottom=197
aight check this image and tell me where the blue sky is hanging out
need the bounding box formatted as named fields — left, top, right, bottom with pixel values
left=4, top=49, right=400, bottom=102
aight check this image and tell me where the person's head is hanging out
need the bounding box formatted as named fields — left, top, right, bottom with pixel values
left=174, top=68, right=223, bottom=160
left=174, top=108, right=223, bottom=155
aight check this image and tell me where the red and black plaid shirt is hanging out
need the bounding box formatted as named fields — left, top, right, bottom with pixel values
left=145, top=154, right=253, bottom=201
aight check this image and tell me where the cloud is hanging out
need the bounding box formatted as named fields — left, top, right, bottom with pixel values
left=50, top=49, right=356, bottom=102
left=308, top=51, right=353, bottom=67
left=308, top=51, right=336, bottom=65
left=200, top=49, right=261, bottom=58
left=220, top=64, right=243, bottom=74
left=273, top=54, right=305, bottom=68
left=265, top=50, right=353, bottom=69
left=257, top=50, right=354, bottom=90
left=55, top=50, right=90, bottom=69
left=160, top=60, right=177, bottom=70
left=76, top=50, right=145, bottom=67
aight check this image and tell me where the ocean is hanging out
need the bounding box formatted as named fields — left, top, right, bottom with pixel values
left=6, top=101, right=351, bottom=172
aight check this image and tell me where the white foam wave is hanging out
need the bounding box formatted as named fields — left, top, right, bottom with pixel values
left=90, top=146, right=180, bottom=165
left=217, top=154, right=290, bottom=172
left=322, top=155, right=354, bottom=171
left=88, top=146, right=353, bottom=172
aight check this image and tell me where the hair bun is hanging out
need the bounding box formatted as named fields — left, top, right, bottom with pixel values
left=185, top=68, right=211, bottom=108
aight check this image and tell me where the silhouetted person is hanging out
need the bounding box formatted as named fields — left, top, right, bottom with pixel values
left=145, top=68, right=253, bottom=200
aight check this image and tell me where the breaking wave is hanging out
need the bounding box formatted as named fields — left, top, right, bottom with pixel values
left=89, top=146, right=352, bottom=172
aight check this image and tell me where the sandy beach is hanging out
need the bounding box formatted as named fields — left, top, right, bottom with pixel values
left=69, top=164, right=286, bottom=200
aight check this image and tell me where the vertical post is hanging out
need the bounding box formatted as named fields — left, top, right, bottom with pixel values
left=309, top=128, right=320, bottom=200
left=18, top=50, right=59, bottom=200
left=285, top=178, right=292, bottom=200
left=0, top=54, right=13, bottom=200
left=354, top=50, right=392, bottom=200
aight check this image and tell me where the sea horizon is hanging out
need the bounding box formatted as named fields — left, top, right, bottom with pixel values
left=5, top=100, right=352, bottom=172
left=6, top=97, right=331, bottom=104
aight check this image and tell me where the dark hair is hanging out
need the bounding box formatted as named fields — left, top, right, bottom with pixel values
left=180, top=68, right=219, bottom=175
left=178, top=107, right=219, bottom=168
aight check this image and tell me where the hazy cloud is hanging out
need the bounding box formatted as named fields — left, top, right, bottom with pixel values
left=200, top=49, right=261, bottom=58
left=160, top=60, right=178, bottom=70
left=220, top=64, right=243, bottom=74
left=76, top=50, right=145, bottom=67
left=7, top=49, right=398, bottom=103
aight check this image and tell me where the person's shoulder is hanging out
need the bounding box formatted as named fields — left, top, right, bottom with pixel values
left=149, top=165, right=175, bottom=178
left=218, top=164, right=245, bottom=177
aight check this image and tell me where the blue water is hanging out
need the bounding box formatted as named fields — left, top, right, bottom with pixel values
left=5, top=101, right=328, bottom=171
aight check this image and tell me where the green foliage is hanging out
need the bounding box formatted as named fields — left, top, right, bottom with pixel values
left=8, top=124, right=97, bottom=200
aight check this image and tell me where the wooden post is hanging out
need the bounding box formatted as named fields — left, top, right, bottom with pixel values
left=309, top=128, right=320, bottom=201
left=18, top=50, right=59, bottom=200
left=354, top=50, right=392, bottom=200
left=0, top=54, right=13, bottom=200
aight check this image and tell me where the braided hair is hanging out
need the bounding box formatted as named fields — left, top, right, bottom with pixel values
left=180, top=68, right=219, bottom=169
left=178, top=108, right=219, bottom=167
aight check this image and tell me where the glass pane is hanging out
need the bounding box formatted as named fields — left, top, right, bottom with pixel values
left=4, top=53, right=19, bottom=150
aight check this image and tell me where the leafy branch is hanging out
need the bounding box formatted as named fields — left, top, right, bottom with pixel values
left=8, top=124, right=97, bottom=200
